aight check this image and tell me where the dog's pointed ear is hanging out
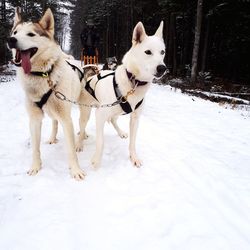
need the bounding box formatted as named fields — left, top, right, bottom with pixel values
left=155, top=21, right=164, bottom=39
left=14, top=7, right=22, bottom=27
left=39, top=8, right=54, bottom=37
left=132, top=22, right=147, bottom=44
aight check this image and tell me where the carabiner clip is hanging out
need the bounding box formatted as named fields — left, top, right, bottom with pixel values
left=55, top=91, right=66, bottom=101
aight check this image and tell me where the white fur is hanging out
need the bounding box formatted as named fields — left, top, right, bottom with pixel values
left=9, top=8, right=85, bottom=180
left=77, top=21, right=166, bottom=168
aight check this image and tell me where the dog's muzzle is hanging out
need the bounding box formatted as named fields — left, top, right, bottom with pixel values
left=7, top=37, right=18, bottom=49
left=155, top=64, right=167, bottom=78
left=7, top=38, right=38, bottom=74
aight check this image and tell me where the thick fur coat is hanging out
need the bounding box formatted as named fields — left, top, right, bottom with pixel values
left=8, top=8, right=85, bottom=180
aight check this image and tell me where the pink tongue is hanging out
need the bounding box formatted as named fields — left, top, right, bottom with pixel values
left=21, top=51, right=31, bottom=74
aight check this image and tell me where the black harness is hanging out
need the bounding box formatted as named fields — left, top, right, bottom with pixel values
left=35, top=89, right=53, bottom=109
left=31, top=67, right=54, bottom=109
left=85, top=71, right=144, bottom=114
left=66, top=61, right=84, bottom=82
left=113, top=76, right=144, bottom=114
left=33, top=61, right=83, bottom=109
left=85, top=72, right=115, bottom=101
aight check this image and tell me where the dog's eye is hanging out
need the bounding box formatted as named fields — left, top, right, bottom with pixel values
left=13, top=31, right=17, bottom=35
left=27, top=33, right=35, bottom=37
left=161, top=50, right=165, bottom=55
left=145, top=50, right=152, bottom=55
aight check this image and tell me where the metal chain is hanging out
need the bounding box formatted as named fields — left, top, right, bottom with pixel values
left=53, top=90, right=124, bottom=108
left=47, top=78, right=138, bottom=108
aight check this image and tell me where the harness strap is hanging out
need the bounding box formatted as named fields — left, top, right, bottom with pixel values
left=97, top=72, right=115, bottom=80
left=135, top=98, right=144, bottom=110
left=85, top=71, right=143, bottom=113
left=35, top=89, right=53, bottom=109
left=85, top=72, right=115, bottom=101
left=34, top=61, right=84, bottom=109
left=30, top=66, right=54, bottom=78
left=85, top=78, right=98, bottom=100
left=113, top=75, right=143, bottom=114
left=29, top=66, right=54, bottom=109
left=66, top=61, right=84, bottom=81
left=126, top=70, right=148, bottom=86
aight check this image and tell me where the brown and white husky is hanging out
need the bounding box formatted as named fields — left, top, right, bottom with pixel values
left=7, top=7, right=86, bottom=180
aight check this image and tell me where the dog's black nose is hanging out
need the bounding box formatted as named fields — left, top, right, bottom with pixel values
left=157, top=65, right=167, bottom=75
left=7, top=37, right=17, bottom=48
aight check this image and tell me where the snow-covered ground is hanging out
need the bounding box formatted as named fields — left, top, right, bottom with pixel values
left=0, top=77, right=250, bottom=250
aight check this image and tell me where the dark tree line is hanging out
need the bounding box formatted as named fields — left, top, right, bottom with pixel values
left=1, top=0, right=250, bottom=85
left=70, top=0, right=250, bottom=85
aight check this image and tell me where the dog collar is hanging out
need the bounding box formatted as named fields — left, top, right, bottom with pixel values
left=12, top=60, right=54, bottom=78
left=30, top=66, right=54, bottom=78
left=126, top=70, right=148, bottom=86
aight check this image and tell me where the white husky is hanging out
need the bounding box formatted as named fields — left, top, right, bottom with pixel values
left=77, top=21, right=166, bottom=168
left=7, top=8, right=86, bottom=180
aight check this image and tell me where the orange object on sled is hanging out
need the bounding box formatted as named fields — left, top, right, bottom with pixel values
left=80, top=48, right=99, bottom=66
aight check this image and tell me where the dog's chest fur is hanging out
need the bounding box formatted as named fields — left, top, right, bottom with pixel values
left=18, top=70, right=51, bottom=102
left=17, top=58, right=81, bottom=105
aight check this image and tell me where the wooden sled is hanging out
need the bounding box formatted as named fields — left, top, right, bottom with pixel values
left=80, top=48, right=99, bottom=66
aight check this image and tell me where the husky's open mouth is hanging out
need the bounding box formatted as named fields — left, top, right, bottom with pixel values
left=13, top=47, right=38, bottom=74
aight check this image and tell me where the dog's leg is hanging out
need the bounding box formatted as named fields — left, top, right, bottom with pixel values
left=58, top=116, right=86, bottom=180
left=129, top=110, right=142, bottom=167
left=91, top=109, right=106, bottom=169
left=76, top=106, right=91, bottom=152
left=47, top=119, right=58, bottom=144
left=27, top=106, right=43, bottom=175
left=111, top=116, right=128, bottom=138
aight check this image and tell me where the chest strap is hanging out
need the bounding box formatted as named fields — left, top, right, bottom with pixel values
left=35, top=89, right=53, bottom=109
left=33, top=61, right=84, bottom=109
left=29, top=66, right=54, bottom=109
left=113, top=76, right=143, bottom=114
left=85, top=72, right=115, bottom=101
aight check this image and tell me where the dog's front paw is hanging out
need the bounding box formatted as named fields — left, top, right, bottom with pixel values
left=46, top=138, right=58, bottom=144
left=75, top=142, right=84, bottom=152
left=27, top=163, right=42, bottom=176
left=130, top=155, right=143, bottom=168
left=91, top=156, right=101, bottom=169
left=118, top=131, right=128, bottom=139
left=70, top=167, right=86, bottom=181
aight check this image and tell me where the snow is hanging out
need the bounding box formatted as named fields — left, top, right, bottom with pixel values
left=186, top=89, right=250, bottom=105
left=0, top=77, right=250, bottom=250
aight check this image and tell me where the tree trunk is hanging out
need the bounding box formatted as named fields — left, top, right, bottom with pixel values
left=165, top=14, right=170, bottom=67
left=201, top=15, right=210, bottom=72
left=0, top=0, right=7, bottom=64
left=106, top=14, right=110, bottom=58
left=168, top=13, right=177, bottom=75
left=191, top=0, right=203, bottom=83
left=172, top=13, right=177, bottom=76
left=167, top=13, right=173, bottom=72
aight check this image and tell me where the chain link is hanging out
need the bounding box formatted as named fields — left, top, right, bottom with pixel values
left=53, top=89, right=124, bottom=108
left=48, top=78, right=138, bottom=108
